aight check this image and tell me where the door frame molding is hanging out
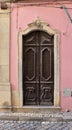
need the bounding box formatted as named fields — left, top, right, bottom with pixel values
left=18, top=18, right=60, bottom=107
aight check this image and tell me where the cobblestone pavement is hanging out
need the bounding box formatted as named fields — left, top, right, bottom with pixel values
left=0, top=120, right=72, bottom=130
left=0, top=112, right=72, bottom=130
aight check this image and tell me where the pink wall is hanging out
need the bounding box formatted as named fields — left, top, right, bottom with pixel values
left=10, top=3, right=72, bottom=111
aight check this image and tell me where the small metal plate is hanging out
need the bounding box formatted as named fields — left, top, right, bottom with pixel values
left=63, top=88, right=71, bottom=97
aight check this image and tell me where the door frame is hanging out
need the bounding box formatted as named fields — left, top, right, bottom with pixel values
left=18, top=19, right=60, bottom=108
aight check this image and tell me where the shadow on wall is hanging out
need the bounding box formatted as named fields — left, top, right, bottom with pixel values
left=2, top=102, right=11, bottom=112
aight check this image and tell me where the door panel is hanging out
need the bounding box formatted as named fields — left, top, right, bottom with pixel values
left=40, top=31, right=54, bottom=105
left=25, top=48, right=35, bottom=81
left=41, top=47, right=51, bottom=80
left=40, top=84, right=54, bottom=105
left=22, top=31, right=54, bottom=106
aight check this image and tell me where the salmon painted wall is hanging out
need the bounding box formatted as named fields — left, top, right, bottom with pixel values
left=10, top=3, right=72, bottom=111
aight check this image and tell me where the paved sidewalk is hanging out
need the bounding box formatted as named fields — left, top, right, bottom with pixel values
left=0, top=112, right=72, bottom=121
left=0, top=120, right=72, bottom=130
left=0, top=112, right=72, bottom=130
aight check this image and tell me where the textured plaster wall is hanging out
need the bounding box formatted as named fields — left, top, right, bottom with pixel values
left=10, top=4, right=72, bottom=110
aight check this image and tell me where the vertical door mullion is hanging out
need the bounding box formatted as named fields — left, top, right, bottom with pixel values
left=39, top=31, right=41, bottom=105
left=36, top=32, right=39, bottom=105
left=35, top=32, right=38, bottom=105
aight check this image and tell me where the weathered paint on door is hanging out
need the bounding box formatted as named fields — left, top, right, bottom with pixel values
left=22, top=31, right=54, bottom=106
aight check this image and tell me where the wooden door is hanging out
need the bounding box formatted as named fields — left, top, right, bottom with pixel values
left=22, top=30, right=54, bottom=106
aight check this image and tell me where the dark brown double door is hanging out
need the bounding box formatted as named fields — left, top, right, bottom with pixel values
left=22, top=31, right=54, bottom=106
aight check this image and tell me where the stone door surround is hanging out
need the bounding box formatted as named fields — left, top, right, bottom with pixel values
left=18, top=18, right=60, bottom=110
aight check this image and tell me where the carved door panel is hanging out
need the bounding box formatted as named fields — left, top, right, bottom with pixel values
left=22, top=31, right=54, bottom=105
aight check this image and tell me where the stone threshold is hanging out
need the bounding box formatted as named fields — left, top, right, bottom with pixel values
left=0, top=107, right=72, bottom=122
left=0, top=106, right=61, bottom=113
left=0, top=111, right=72, bottom=122
left=12, top=106, right=61, bottom=113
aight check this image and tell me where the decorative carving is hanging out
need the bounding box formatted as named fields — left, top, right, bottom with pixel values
left=26, top=36, right=35, bottom=43
left=28, top=17, right=49, bottom=29
left=40, top=87, right=52, bottom=102
left=25, top=87, right=36, bottom=101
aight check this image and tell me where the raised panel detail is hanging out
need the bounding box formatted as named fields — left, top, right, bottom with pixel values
left=23, top=31, right=36, bottom=45
left=25, top=48, right=35, bottom=80
left=40, top=32, right=52, bottom=44
left=25, top=87, right=36, bottom=101
left=42, top=48, right=51, bottom=81
left=41, top=36, right=51, bottom=44
left=23, top=84, right=37, bottom=105
left=40, top=85, right=54, bottom=105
